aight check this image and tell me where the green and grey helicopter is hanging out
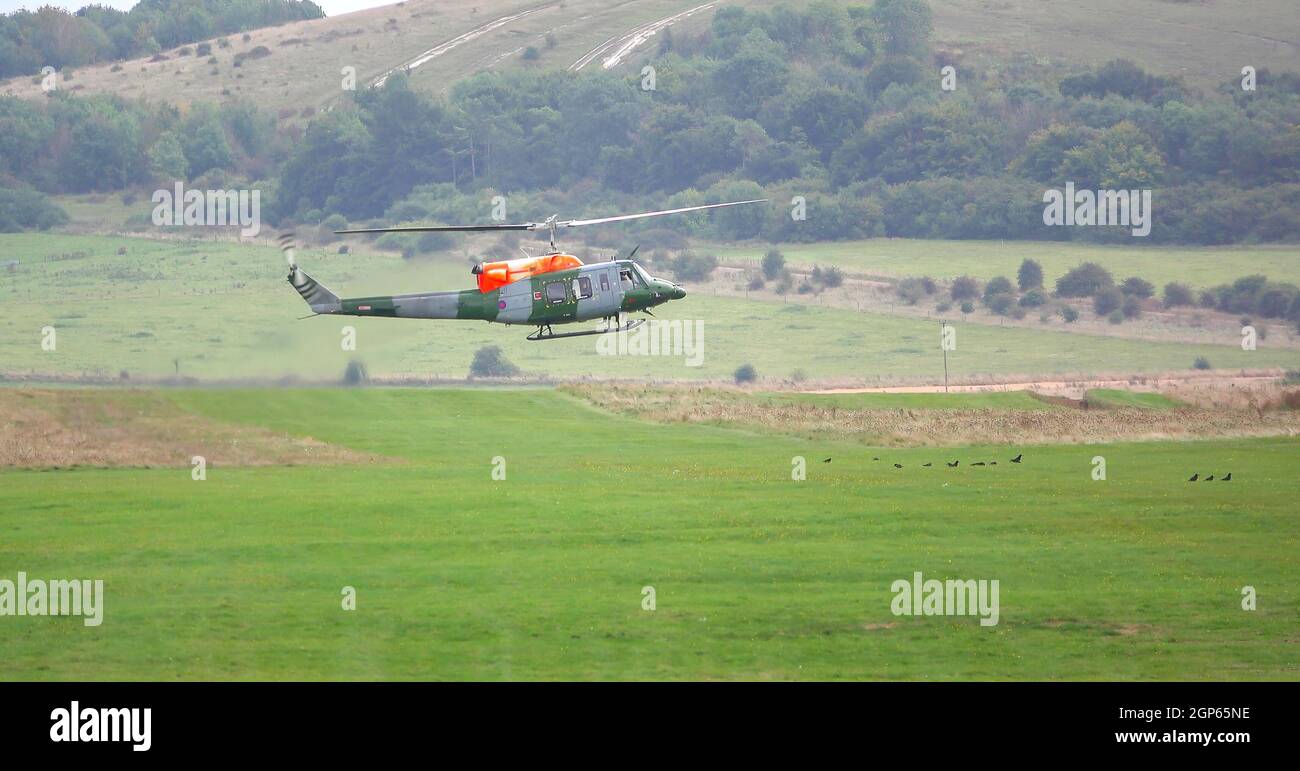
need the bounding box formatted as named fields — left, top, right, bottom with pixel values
left=286, top=199, right=765, bottom=340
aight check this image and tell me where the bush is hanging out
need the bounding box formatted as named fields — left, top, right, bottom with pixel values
left=817, top=266, right=844, bottom=288
left=1120, top=276, right=1155, bottom=298
left=1056, top=262, right=1114, bottom=298
left=1017, top=259, right=1044, bottom=290
left=1093, top=287, right=1123, bottom=315
left=197, top=42, right=212, bottom=56
left=669, top=251, right=718, bottom=282
left=734, top=363, right=757, bottom=384
left=1061, top=306, right=1080, bottom=323
left=951, top=275, right=980, bottom=301
left=1163, top=282, right=1195, bottom=308
left=747, top=275, right=764, bottom=291
left=0, top=188, right=70, bottom=232
left=342, top=360, right=368, bottom=386
left=983, top=275, right=1014, bottom=300
left=522, top=46, right=540, bottom=61
left=1193, top=356, right=1212, bottom=370
left=469, top=346, right=519, bottom=378
left=1107, top=309, right=1124, bottom=324
left=960, top=301, right=975, bottom=314
left=986, top=293, right=1015, bottom=316
left=1122, top=294, right=1142, bottom=319
left=896, top=277, right=927, bottom=305
left=761, top=248, right=785, bottom=280
left=1019, top=289, right=1046, bottom=307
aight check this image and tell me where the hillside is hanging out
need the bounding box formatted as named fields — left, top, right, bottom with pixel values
left=2, top=0, right=1294, bottom=113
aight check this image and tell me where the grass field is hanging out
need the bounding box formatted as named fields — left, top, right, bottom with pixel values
left=4, top=233, right=1298, bottom=382
left=0, top=387, right=1295, bottom=680
left=710, top=239, right=1300, bottom=290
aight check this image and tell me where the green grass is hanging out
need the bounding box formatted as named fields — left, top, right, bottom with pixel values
left=1085, top=389, right=1183, bottom=409
left=710, top=238, right=1300, bottom=290
left=0, top=387, right=1296, bottom=680
left=4, top=233, right=1297, bottom=382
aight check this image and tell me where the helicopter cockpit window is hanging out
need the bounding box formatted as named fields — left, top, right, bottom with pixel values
left=619, top=269, right=642, bottom=290
left=545, top=282, right=568, bottom=304
left=575, top=276, right=593, bottom=300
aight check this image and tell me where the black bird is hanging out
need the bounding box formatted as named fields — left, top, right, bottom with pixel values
left=922, top=462, right=932, bottom=467
left=989, top=461, right=998, bottom=466
left=1011, top=454, right=1023, bottom=463
left=1222, top=473, right=1232, bottom=481
left=1188, top=473, right=1198, bottom=482
left=822, top=458, right=832, bottom=463
left=1205, top=475, right=1214, bottom=481
left=972, top=462, right=986, bottom=466
left=872, top=457, right=880, bottom=461
left=894, top=463, right=903, bottom=469
left=947, top=461, right=959, bottom=467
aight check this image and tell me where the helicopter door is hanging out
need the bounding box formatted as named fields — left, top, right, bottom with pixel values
left=544, top=281, right=568, bottom=305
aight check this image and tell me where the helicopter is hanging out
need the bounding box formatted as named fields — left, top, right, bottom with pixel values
left=286, top=199, right=766, bottom=340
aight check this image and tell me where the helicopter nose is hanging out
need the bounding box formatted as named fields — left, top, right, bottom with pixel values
left=671, top=285, right=686, bottom=300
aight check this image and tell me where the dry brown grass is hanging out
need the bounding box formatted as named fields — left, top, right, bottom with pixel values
left=563, top=383, right=1300, bottom=447
left=0, top=389, right=384, bottom=468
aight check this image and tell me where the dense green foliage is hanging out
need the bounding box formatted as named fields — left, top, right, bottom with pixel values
left=269, top=0, right=1300, bottom=245
left=0, top=1, right=324, bottom=78
left=0, top=186, right=67, bottom=231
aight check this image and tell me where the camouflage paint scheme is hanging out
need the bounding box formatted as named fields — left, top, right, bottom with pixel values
left=290, top=257, right=685, bottom=327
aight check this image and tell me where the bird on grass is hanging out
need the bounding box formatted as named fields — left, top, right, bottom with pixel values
left=894, top=463, right=903, bottom=469
left=922, top=462, right=933, bottom=467
left=1188, top=473, right=1198, bottom=482
left=1205, top=475, right=1215, bottom=481
left=1222, top=473, right=1232, bottom=481
left=872, top=457, right=880, bottom=461
left=947, top=461, right=959, bottom=467
left=1011, top=454, right=1023, bottom=463
left=972, top=462, right=986, bottom=466
left=822, top=458, right=832, bottom=463
left=990, top=461, right=998, bottom=466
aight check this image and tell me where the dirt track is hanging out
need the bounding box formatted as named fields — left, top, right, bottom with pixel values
left=803, top=373, right=1284, bottom=399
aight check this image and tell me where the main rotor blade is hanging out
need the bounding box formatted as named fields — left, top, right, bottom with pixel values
left=335, top=223, right=536, bottom=235
left=557, top=199, right=768, bottom=228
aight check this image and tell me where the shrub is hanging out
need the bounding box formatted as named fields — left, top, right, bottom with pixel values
left=983, top=275, right=1014, bottom=300
left=1061, top=306, right=1080, bottom=323
left=1056, top=262, right=1114, bottom=298
left=669, top=251, right=718, bottom=282
left=469, top=346, right=519, bottom=378
left=1107, top=309, right=1124, bottom=324
left=960, top=301, right=975, bottom=314
left=1122, top=294, right=1142, bottom=319
left=522, top=46, right=541, bottom=61
left=1193, top=356, right=1212, bottom=370
left=951, top=275, right=980, bottom=301
left=1163, top=282, right=1195, bottom=308
left=342, top=360, right=368, bottom=385
left=197, top=42, right=212, bottom=56
left=734, top=363, right=758, bottom=384
left=0, top=188, right=70, bottom=232
left=747, top=275, right=764, bottom=291
left=1093, top=287, right=1124, bottom=315
left=986, top=293, right=1015, bottom=316
left=1019, top=289, right=1046, bottom=307
left=1120, top=276, right=1155, bottom=298
left=818, top=266, right=844, bottom=288
left=1017, top=259, right=1044, bottom=290
left=896, top=277, right=927, bottom=305
left=761, top=248, right=785, bottom=280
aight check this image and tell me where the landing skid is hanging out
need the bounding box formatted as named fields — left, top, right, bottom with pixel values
left=527, top=318, right=646, bottom=341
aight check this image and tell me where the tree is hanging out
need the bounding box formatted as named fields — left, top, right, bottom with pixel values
left=1163, top=282, right=1195, bottom=307
left=469, top=346, right=519, bottom=378
left=1055, top=262, right=1114, bottom=298
left=761, top=248, right=785, bottom=280
left=1093, top=287, right=1123, bottom=316
left=734, top=363, right=758, bottom=384
left=1017, top=259, right=1043, bottom=290
left=983, top=275, right=1014, bottom=301
left=950, top=275, right=979, bottom=301
left=1120, top=276, right=1155, bottom=298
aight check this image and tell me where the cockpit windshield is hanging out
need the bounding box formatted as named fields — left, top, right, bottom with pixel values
left=619, top=266, right=644, bottom=290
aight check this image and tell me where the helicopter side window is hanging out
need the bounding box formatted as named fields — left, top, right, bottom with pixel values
left=544, top=282, right=568, bottom=304
left=575, top=276, right=593, bottom=300
left=619, top=269, right=641, bottom=290
left=599, top=273, right=610, bottom=292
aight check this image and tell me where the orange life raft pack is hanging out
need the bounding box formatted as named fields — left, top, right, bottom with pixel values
left=473, top=253, right=584, bottom=293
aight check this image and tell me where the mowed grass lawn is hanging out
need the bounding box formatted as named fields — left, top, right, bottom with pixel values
left=0, top=388, right=1296, bottom=680
left=3, top=234, right=1298, bottom=381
